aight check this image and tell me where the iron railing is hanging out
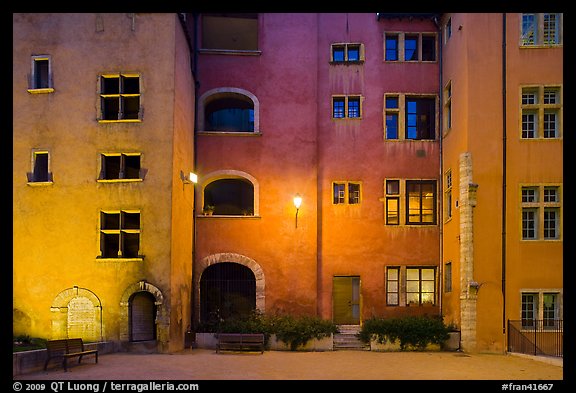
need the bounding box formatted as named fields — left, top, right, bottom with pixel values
left=508, top=319, right=563, bottom=358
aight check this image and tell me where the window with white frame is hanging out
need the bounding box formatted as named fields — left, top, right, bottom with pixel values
left=521, top=291, right=562, bottom=329
left=28, top=55, right=54, bottom=93
left=384, top=32, right=437, bottom=62
left=521, top=86, right=561, bottom=139
left=521, top=185, right=561, bottom=240
left=99, top=74, right=141, bottom=122
left=332, top=181, right=361, bottom=205
left=99, top=210, right=141, bottom=258
left=521, top=13, right=562, bottom=46
left=406, top=267, right=436, bottom=306
left=386, top=267, right=400, bottom=306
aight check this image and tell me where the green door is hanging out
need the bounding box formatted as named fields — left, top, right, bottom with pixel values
left=333, top=276, right=360, bottom=325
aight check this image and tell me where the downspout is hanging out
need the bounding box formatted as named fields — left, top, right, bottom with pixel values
left=501, top=13, right=507, bottom=336
left=433, top=14, right=443, bottom=318
left=192, top=12, right=200, bottom=329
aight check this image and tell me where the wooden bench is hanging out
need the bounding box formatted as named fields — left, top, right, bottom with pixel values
left=216, top=333, right=265, bottom=354
left=44, top=338, right=98, bottom=372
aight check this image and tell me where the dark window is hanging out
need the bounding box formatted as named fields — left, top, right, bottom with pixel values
left=348, top=97, right=360, bottom=118
left=348, top=183, right=361, bottom=204
left=101, top=154, right=141, bottom=180
left=444, top=262, right=452, bottom=292
left=202, top=13, right=258, bottom=51
left=100, top=75, right=140, bottom=121
left=385, top=35, right=398, bottom=61
left=422, top=36, right=436, bottom=61
left=32, top=152, right=49, bottom=182
left=333, top=183, right=345, bottom=204
left=347, top=45, right=360, bottom=61
left=205, top=95, right=254, bottom=132
left=100, top=210, right=141, bottom=258
left=204, top=178, right=254, bottom=215
left=33, top=59, right=50, bottom=89
left=406, top=97, right=435, bottom=140
left=406, top=180, right=436, bottom=225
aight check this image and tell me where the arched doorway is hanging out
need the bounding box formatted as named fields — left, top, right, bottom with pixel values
left=200, top=262, right=256, bottom=323
left=129, top=291, right=157, bottom=342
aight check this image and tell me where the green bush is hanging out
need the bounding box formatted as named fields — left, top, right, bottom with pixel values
left=359, top=315, right=450, bottom=351
left=195, top=311, right=338, bottom=351
left=13, top=335, right=47, bottom=352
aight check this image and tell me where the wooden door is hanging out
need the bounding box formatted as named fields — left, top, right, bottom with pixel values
left=130, top=292, right=156, bottom=342
left=333, top=276, right=360, bottom=325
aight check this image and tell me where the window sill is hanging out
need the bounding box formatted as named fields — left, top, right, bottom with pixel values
left=329, top=61, right=365, bottom=65
left=96, top=257, right=144, bottom=262
left=197, top=215, right=261, bottom=219
left=383, top=138, right=438, bottom=142
left=97, top=179, right=143, bottom=183
left=519, top=44, right=562, bottom=49
left=520, top=137, right=562, bottom=141
left=27, top=88, right=55, bottom=94
left=197, top=131, right=262, bottom=137
left=27, top=181, right=54, bottom=187
left=199, top=48, right=262, bottom=56
left=98, top=119, right=142, bottom=124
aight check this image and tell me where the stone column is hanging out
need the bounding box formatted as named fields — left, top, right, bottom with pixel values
left=459, top=152, right=479, bottom=352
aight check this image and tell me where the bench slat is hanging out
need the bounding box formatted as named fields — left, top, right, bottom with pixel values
left=44, top=338, right=99, bottom=372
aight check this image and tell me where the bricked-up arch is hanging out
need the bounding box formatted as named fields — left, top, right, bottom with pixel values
left=119, top=281, right=166, bottom=346
left=50, top=286, right=102, bottom=341
left=194, top=253, right=265, bottom=324
left=198, top=87, right=260, bottom=133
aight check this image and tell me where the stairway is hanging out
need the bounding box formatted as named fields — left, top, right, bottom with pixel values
left=333, top=325, right=370, bottom=351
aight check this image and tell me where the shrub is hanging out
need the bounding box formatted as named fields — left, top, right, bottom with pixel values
left=359, top=315, right=450, bottom=351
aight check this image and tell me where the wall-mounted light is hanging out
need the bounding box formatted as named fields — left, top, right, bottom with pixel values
left=293, top=194, right=302, bottom=228
left=181, top=170, right=198, bottom=184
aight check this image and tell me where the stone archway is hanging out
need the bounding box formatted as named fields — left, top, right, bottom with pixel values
left=195, top=253, right=265, bottom=324
left=119, top=281, right=166, bottom=347
left=50, top=286, right=103, bottom=341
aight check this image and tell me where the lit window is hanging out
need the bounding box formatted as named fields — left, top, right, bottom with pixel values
left=386, top=267, right=400, bottom=305
left=406, top=180, right=437, bottom=225
left=406, top=267, right=436, bottom=306
left=385, top=179, right=400, bottom=225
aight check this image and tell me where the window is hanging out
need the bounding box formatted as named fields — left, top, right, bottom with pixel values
left=521, top=13, right=562, bottom=46
left=521, top=185, right=561, bottom=240
left=385, top=179, right=400, bottom=225
left=28, top=55, right=53, bottom=92
left=444, top=81, right=452, bottom=132
left=384, top=32, right=437, bottom=62
left=521, top=291, right=562, bottom=329
left=201, top=13, right=259, bottom=51
left=332, top=95, right=363, bottom=119
left=406, top=267, right=436, bottom=306
left=332, top=182, right=361, bottom=205
left=204, top=178, right=255, bottom=216
left=384, top=94, right=437, bottom=141
left=406, top=180, right=437, bottom=225
left=385, top=34, right=398, bottom=61
left=445, top=18, right=452, bottom=43
left=444, top=262, right=452, bottom=293
left=386, top=267, right=400, bottom=305
left=444, top=169, right=453, bottom=221
left=28, top=150, right=52, bottom=183
left=99, top=153, right=141, bottom=181
left=330, top=43, right=364, bottom=63
left=406, top=97, right=435, bottom=140
left=385, top=96, right=399, bottom=139
left=100, top=210, right=141, bottom=258
left=99, top=74, right=141, bottom=122
left=521, top=86, right=562, bottom=139
left=205, top=95, right=254, bottom=132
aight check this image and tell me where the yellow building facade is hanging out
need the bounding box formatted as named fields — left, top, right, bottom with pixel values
left=440, top=13, right=563, bottom=353
left=13, top=13, right=195, bottom=353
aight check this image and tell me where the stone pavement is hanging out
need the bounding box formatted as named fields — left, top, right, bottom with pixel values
left=14, top=348, right=563, bottom=382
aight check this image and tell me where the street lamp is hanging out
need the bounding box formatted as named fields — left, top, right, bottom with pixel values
left=293, top=194, right=302, bottom=228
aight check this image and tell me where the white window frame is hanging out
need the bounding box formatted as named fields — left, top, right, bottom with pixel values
left=520, top=184, right=562, bottom=241
left=520, top=85, right=562, bottom=140
left=520, top=13, right=562, bottom=47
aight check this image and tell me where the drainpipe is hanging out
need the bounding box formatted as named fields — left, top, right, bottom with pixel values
left=501, top=13, right=507, bottom=336
left=433, top=14, right=443, bottom=319
left=192, top=12, right=200, bottom=330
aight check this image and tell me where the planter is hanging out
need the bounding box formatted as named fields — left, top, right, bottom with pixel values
left=442, top=331, right=461, bottom=351
left=269, top=334, right=333, bottom=351
left=370, top=336, right=441, bottom=352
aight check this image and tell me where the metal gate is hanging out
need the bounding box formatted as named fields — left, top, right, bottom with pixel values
left=508, top=320, right=563, bottom=358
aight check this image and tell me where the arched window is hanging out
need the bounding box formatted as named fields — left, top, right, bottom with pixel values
left=204, top=178, right=254, bottom=216
left=200, top=262, right=256, bottom=323
left=198, top=88, right=260, bottom=133
left=205, top=94, right=254, bottom=132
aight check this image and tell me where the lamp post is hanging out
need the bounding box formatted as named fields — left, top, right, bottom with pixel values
left=293, top=194, right=302, bottom=228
